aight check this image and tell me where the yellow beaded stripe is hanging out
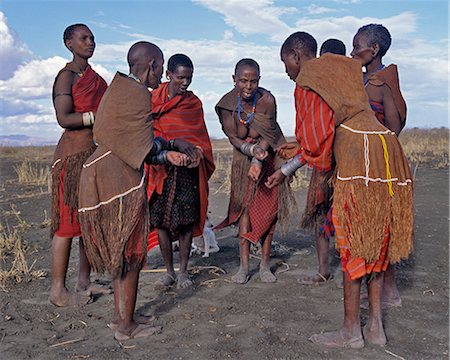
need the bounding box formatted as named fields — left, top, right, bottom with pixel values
left=377, top=134, right=394, bottom=197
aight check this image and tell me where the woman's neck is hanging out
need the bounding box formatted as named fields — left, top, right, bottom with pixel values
left=167, top=82, right=176, bottom=99
left=72, top=56, right=89, bottom=73
left=365, top=58, right=384, bottom=75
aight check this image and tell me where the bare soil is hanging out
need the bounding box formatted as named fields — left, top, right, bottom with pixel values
left=0, top=148, right=448, bottom=360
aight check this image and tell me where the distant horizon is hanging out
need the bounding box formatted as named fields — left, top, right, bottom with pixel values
left=1, top=127, right=448, bottom=147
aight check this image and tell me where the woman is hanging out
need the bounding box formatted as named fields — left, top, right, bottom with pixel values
left=352, top=24, right=407, bottom=308
left=146, top=54, right=215, bottom=289
left=268, top=31, right=413, bottom=348
left=351, top=24, right=407, bottom=135
left=215, top=58, right=293, bottom=284
left=50, top=24, right=109, bottom=306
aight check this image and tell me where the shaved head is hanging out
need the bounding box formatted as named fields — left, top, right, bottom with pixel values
left=126, top=41, right=164, bottom=88
left=127, top=41, right=163, bottom=68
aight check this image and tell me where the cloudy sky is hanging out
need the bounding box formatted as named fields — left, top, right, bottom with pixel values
left=1, top=0, right=448, bottom=141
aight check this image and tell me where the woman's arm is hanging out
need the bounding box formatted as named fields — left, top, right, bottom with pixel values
left=381, top=84, right=402, bottom=136
left=53, top=71, right=87, bottom=130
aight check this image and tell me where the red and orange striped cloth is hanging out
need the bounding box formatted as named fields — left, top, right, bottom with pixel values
left=294, top=86, right=335, bottom=172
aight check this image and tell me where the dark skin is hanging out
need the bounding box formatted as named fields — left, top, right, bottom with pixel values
left=273, top=45, right=386, bottom=347
left=49, top=26, right=111, bottom=308
left=155, top=64, right=202, bottom=289
left=53, top=26, right=96, bottom=130
left=220, top=64, right=278, bottom=283
left=352, top=31, right=402, bottom=308
left=351, top=32, right=402, bottom=136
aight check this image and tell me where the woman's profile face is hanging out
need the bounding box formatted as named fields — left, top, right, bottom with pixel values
left=351, top=32, right=373, bottom=66
left=167, top=65, right=193, bottom=96
left=66, top=26, right=95, bottom=59
left=281, top=50, right=300, bottom=81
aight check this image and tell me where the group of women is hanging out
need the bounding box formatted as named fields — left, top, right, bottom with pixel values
left=48, top=22, right=412, bottom=347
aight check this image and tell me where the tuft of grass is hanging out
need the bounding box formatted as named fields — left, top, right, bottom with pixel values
left=14, top=160, right=50, bottom=186
left=0, top=219, right=47, bottom=291
left=399, top=128, right=449, bottom=169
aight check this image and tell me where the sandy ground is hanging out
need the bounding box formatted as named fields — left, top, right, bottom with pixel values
left=0, top=151, right=448, bottom=360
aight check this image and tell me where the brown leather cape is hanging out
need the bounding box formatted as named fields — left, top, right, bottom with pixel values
left=297, top=54, right=413, bottom=262
left=78, top=72, right=154, bottom=278
left=366, top=64, right=407, bottom=130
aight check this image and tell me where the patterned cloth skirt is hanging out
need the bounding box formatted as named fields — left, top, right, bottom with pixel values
left=150, top=165, right=199, bottom=238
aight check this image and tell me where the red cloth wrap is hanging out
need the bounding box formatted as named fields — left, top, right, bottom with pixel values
left=145, top=82, right=214, bottom=244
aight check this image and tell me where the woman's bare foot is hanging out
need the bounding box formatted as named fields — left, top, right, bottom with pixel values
left=176, top=272, right=193, bottom=289
left=108, top=314, right=157, bottom=331
left=363, top=323, right=387, bottom=346
left=114, top=323, right=162, bottom=341
left=49, top=288, right=92, bottom=307
left=231, top=268, right=249, bottom=284
left=259, top=266, right=277, bottom=283
left=309, top=329, right=364, bottom=349
left=298, top=273, right=333, bottom=285
left=154, top=272, right=176, bottom=289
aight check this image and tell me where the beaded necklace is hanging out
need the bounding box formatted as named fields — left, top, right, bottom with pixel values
left=237, top=92, right=257, bottom=125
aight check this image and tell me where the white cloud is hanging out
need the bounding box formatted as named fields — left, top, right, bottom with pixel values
left=295, top=11, right=418, bottom=48
left=0, top=56, right=67, bottom=100
left=306, top=4, right=338, bottom=15
left=0, top=12, right=32, bottom=80
left=223, top=29, right=233, bottom=41
left=193, top=0, right=296, bottom=42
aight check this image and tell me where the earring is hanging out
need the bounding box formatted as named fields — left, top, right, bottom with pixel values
left=166, top=75, right=171, bottom=80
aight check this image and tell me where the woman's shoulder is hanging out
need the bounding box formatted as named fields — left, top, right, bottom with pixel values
left=258, top=87, right=276, bottom=112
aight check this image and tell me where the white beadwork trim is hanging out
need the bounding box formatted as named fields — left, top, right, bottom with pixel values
left=52, top=158, right=62, bottom=168
left=78, top=174, right=145, bottom=213
left=337, top=172, right=412, bottom=185
left=340, top=124, right=395, bottom=135
left=363, top=134, right=370, bottom=186
left=83, top=150, right=112, bottom=168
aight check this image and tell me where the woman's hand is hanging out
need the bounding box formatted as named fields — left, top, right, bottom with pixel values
left=248, top=163, right=262, bottom=182
left=265, top=169, right=286, bottom=189
left=167, top=151, right=191, bottom=166
left=188, top=148, right=204, bottom=168
left=253, top=145, right=268, bottom=161
left=275, top=142, right=301, bottom=160
left=173, top=139, right=196, bottom=161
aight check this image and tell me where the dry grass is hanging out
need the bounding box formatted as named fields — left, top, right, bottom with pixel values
left=0, top=145, right=54, bottom=159
left=0, top=219, right=46, bottom=291
left=399, top=128, right=449, bottom=169
left=14, top=160, right=51, bottom=186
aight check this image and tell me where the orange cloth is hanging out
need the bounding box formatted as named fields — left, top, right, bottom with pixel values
left=333, top=209, right=389, bottom=280
left=294, top=86, right=335, bottom=172
left=145, top=82, right=215, bottom=238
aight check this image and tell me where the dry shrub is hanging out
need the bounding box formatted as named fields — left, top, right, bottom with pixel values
left=290, top=167, right=310, bottom=190
left=399, top=128, right=449, bottom=169
left=14, top=160, right=50, bottom=186
left=0, top=221, right=47, bottom=291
